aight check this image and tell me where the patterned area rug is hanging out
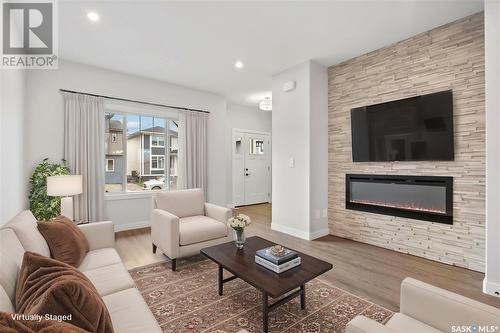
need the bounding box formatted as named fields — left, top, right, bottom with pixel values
left=129, top=257, right=393, bottom=333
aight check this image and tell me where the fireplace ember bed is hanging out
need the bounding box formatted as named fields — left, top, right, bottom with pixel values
left=346, top=174, right=453, bottom=224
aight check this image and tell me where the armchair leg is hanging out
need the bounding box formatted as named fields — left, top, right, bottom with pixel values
left=171, top=258, right=177, bottom=271
left=152, top=243, right=157, bottom=254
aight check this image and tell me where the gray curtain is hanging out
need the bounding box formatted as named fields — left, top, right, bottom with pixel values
left=63, top=92, right=105, bottom=222
left=178, top=111, right=208, bottom=196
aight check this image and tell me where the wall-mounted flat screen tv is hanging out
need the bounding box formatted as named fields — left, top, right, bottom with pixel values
left=351, top=90, right=454, bottom=162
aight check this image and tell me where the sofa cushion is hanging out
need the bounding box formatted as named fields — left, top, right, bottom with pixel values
left=0, top=228, right=25, bottom=306
left=154, top=188, right=205, bottom=218
left=386, top=313, right=442, bottom=333
left=78, top=248, right=122, bottom=272
left=179, top=215, right=228, bottom=246
left=16, top=252, right=114, bottom=333
left=0, top=311, right=89, bottom=333
left=83, top=263, right=135, bottom=297
left=37, top=216, right=89, bottom=267
left=0, top=286, right=14, bottom=313
left=3, top=211, right=50, bottom=257
left=103, top=288, right=162, bottom=333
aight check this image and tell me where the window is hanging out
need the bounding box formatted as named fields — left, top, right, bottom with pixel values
left=151, top=135, right=164, bottom=147
left=104, top=111, right=178, bottom=193
left=250, top=139, right=265, bottom=155
left=151, top=155, right=165, bottom=170
left=106, top=159, right=115, bottom=172
left=105, top=114, right=124, bottom=192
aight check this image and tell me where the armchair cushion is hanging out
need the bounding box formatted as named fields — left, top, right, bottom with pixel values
left=346, top=315, right=398, bottom=333
left=205, top=203, right=232, bottom=224
left=385, top=314, right=441, bottom=333
left=154, top=189, right=205, bottom=218
left=400, top=277, right=500, bottom=331
left=179, top=216, right=228, bottom=246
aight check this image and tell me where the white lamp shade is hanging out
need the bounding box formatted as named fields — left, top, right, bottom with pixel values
left=47, top=175, right=83, bottom=196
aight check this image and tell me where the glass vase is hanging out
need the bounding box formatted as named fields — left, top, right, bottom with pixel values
left=234, top=229, right=245, bottom=249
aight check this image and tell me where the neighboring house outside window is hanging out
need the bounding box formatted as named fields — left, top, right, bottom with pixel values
left=104, top=112, right=179, bottom=193
left=106, top=159, right=115, bottom=172
left=151, top=155, right=165, bottom=170
left=151, top=135, right=164, bottom=147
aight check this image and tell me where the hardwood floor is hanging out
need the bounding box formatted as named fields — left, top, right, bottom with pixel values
left=115, top=203, right=500, bottom=312
left=234, top=203, right=271, bottom=226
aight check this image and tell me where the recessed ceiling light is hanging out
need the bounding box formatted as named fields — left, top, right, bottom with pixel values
left=87, top=12, right=100, bottom=22
left=234, top=60, right=244, bottom=69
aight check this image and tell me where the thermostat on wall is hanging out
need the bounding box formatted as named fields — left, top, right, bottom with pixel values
left=283, top=81, right=296, bottom=92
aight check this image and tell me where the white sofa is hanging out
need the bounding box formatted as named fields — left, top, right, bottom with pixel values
left=0, top=210, right=162, bottom=333
left=346, top=277, right=500, bottom=333
left=151, top=188, right=233, bottom=271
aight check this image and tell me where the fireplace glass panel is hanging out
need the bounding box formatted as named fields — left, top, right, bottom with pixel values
left=349, top=181, right=446, bottom=214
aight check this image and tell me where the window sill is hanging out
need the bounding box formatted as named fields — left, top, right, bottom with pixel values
left=104, top=191, right=165, bottom=201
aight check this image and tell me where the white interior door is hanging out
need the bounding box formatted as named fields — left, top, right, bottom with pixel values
left=243, top=133, right=270, bottom=205
left=232, top=130, right=271, bottom=206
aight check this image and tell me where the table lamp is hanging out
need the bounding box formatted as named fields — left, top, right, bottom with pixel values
left=47, top=175, right=83, bottom=221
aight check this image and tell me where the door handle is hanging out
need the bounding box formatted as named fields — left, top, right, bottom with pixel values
left=245, top=173, right=251, bottom=176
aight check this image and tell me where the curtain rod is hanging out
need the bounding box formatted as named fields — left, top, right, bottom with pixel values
left=59, top=89, right=210, bottom=114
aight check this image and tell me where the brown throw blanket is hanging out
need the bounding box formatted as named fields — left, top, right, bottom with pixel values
left=15, top=252, right=114, bottom=333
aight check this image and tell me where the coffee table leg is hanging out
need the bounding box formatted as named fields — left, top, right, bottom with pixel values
left=262, top=292, right=269, bottom=333
left=300, top=284, right=306, bottom=309
left=218, top=265, right=223, bottom=296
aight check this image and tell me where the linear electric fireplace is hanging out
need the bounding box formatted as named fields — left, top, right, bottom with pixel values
left=346, top=174, right=453, bottom=224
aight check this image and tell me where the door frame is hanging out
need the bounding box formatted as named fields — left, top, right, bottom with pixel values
left=231, top=128, right=272, bottom=207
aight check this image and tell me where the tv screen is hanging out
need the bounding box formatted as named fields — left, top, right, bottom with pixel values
left=351, top=90, right=454, bottom=162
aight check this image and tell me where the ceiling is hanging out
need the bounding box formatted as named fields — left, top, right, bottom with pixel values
left=59, top=1, right=484, bottom=108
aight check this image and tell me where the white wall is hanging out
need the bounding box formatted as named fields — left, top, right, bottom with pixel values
left=271, top=60, right=328, bottom=240
left=227, top=103, right=272, bottom=133
left=24, top=60, right=229, bottom=230
left=484, top=0, right=500, bottom=297
left=0, top=70, right=27, bottom=224
left=308, top=61, right=329, bottom=237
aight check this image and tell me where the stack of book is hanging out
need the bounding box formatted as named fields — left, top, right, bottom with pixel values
left=255, top=245, right=301, bottom=273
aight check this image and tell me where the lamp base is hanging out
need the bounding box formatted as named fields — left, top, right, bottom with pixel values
left=60, top=197, right=74, bottom=221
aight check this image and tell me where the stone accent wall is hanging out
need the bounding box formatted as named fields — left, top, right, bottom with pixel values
left=328, top=13, right=485, bottom=272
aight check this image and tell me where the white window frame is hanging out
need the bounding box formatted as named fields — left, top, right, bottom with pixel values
left=106, top=159, right=115, bottom=172
left=111, top=133, right=117, bottom=143
left=151, top=155, right=165, bottom=170
left=151, top=135, right=165, bottom=148
left=104, top=101, right=179, bottom=197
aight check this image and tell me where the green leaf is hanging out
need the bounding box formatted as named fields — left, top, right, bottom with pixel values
left=28, top=159, right=70, bottom=220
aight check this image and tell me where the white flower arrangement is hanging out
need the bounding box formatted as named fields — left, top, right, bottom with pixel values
left=227, top=214, right=252, bottom=231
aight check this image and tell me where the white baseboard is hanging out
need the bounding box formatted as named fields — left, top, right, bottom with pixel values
left=271, top=223, right=329, bottom=241
left=114, top=220, right=150, bottom=232
left=483, top=278, right=500, bottom=297
left=309, top=228, right=330, bottom=240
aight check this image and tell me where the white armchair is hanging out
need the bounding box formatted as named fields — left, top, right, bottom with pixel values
left=346, top=278, right=500, bottom=333
left=151, top=188, right=233, bottom=271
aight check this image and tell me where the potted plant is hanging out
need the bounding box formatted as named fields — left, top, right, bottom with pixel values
left=29, top=158, right=70, bottom=220
left=227, top=214, right=251, bottom=249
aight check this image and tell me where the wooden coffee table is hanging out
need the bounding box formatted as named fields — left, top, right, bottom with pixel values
left=200, top=236, right=333, bottom=332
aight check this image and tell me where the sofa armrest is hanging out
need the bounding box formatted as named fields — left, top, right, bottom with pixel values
left=400, top=277, right=500, bottom=331
left=204, top=203, right=232, bottom=224
left=78, top=221, right=115, bottom=250
left=151, top=209, right=180, bottom=259
left=346, top=316, right=397, bottom=333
